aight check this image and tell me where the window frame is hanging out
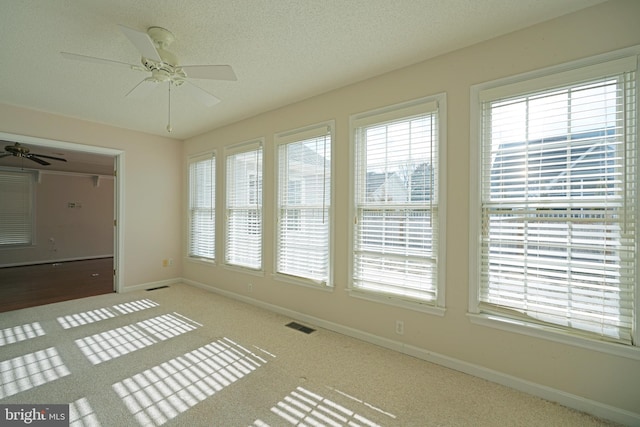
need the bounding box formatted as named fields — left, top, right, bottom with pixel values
left=273, top=121, right=334, bottom=289
left=348, top=94, right=447, bottom=315
left=223, top=139, right=264, bottom=272
left=468, top=47, right=640, bottom=359
left=187, top=152, right=216, bottom=263
left=0, top=169, right=35, bottom=248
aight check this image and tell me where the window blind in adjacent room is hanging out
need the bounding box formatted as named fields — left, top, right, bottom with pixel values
left=0, top=171, right=33, bottom=246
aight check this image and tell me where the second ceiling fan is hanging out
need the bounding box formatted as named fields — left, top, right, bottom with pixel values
left=62, top=24, right=237, bottom=132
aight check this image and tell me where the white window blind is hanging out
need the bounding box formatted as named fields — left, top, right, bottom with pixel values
left=478, top=58, right=637, bottom=344
left=276, top=123, right=332, bottom=285
left=0, top=171, right=34, bottom=246
left=352, top=98, right=440, bottom=303
left=188, top=153, right=215, bottom=260
left=225, top=141, right=263, bottom=269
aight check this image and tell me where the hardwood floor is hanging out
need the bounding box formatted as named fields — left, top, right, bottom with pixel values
left=0, top=257, right=114, bottom=313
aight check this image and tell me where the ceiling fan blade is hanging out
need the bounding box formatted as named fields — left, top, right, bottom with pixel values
left=0, top=153, right=12, bottom=159
left=125, top=78, right=159, bottom=99
left=31, top=154, right=67, bottom=162
left=182, top=81, right=221, bottom=107
left=26, top=155, right=50, bottom=166
left=181, top=65, right=237, bottom=81
left=60, top=52, right=144, bottom=71
left=118, top=25, right=161, bottom=62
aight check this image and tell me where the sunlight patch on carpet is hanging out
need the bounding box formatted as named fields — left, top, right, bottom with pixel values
left=69, top=397, right=102, bottom=427
left=112, top=337, right=268, bottom=427
left=0, top=347, right=70, bottom=398
left=252, top=386, right=395, bottom=427
left=57, top=299, right=159, bottom=329
left=75, top=313, right=200, bottom=365
left=0, top=322, right=45, bottom=346
left=113, top=299, right=160, bottom=314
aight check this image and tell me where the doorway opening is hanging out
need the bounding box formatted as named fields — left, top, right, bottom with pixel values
left=0, top=132, right=124, bottom=311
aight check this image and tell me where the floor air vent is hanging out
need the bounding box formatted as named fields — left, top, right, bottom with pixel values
left=146, top=285, right=169, bottom=291
left=286, top=321, right=316, bottom=334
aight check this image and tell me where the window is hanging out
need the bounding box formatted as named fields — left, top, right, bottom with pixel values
left=351, top=96, right=445, bottom=310
left=470, top=53, right=638, bottom=346
left=188, top=153, right=215, bottom=260
left=275, top=122, right=332, bottom=286
left=0, top=171, right=34, bottom=246
left=225, top=140, right=263, bottom=270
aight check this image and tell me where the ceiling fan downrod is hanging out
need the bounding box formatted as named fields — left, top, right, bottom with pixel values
left=166, top=83, right=172, bottom=133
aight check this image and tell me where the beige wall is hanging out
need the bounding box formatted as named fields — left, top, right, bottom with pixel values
left=0, top=171, right=114, bottom=266
left=183, top=0, right=640, bottom=419
left=0, top=0, right=637, bottom=420
left=0, top=104, right=183, bottom=288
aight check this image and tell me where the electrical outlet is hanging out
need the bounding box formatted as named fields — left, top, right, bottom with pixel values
left=248, top=283, right=253, bottom=292
left=395, top=320, right=404, bottom=335
left=162, top=259, right=169, bottom=267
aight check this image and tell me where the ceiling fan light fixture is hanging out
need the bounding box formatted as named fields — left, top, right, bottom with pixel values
left=150, top=70, right=171, bottom=83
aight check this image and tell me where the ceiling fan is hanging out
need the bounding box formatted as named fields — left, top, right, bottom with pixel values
left=0, top=142, right=67, bottom=166
left=61, top=25, right=237, bottom=132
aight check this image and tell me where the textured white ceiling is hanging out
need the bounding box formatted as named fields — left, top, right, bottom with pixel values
left=0, top=0, right=605, bottom=141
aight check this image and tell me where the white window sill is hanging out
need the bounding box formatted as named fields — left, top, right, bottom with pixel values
left=467, top=312, right=640, bottom=361
left=186, top=256, right=215, bottom=266
left=348, top=289, right=445, bottom=316
left=272, top=273, right=334, bottom=292
left=222, top=263, right=265, bottom=277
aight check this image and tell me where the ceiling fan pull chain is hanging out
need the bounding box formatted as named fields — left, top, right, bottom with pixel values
left=166, top=83, right=172, bottom=133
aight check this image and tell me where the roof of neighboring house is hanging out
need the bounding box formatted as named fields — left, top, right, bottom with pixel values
left=490, top=128, right=617, bottom=198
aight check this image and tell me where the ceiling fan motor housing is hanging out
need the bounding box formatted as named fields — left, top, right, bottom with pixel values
left=141, top=59, right=187, bottom=85
left=140, top=28, right=187, bottom=86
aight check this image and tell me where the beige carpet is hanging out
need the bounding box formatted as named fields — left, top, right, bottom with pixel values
left=0, top=283, right=618, bottom=426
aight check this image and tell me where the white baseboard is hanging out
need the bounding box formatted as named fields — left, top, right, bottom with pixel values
left=120, top=278, right=182, bottom=293
left=181, top=278, right=639, bottom=426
